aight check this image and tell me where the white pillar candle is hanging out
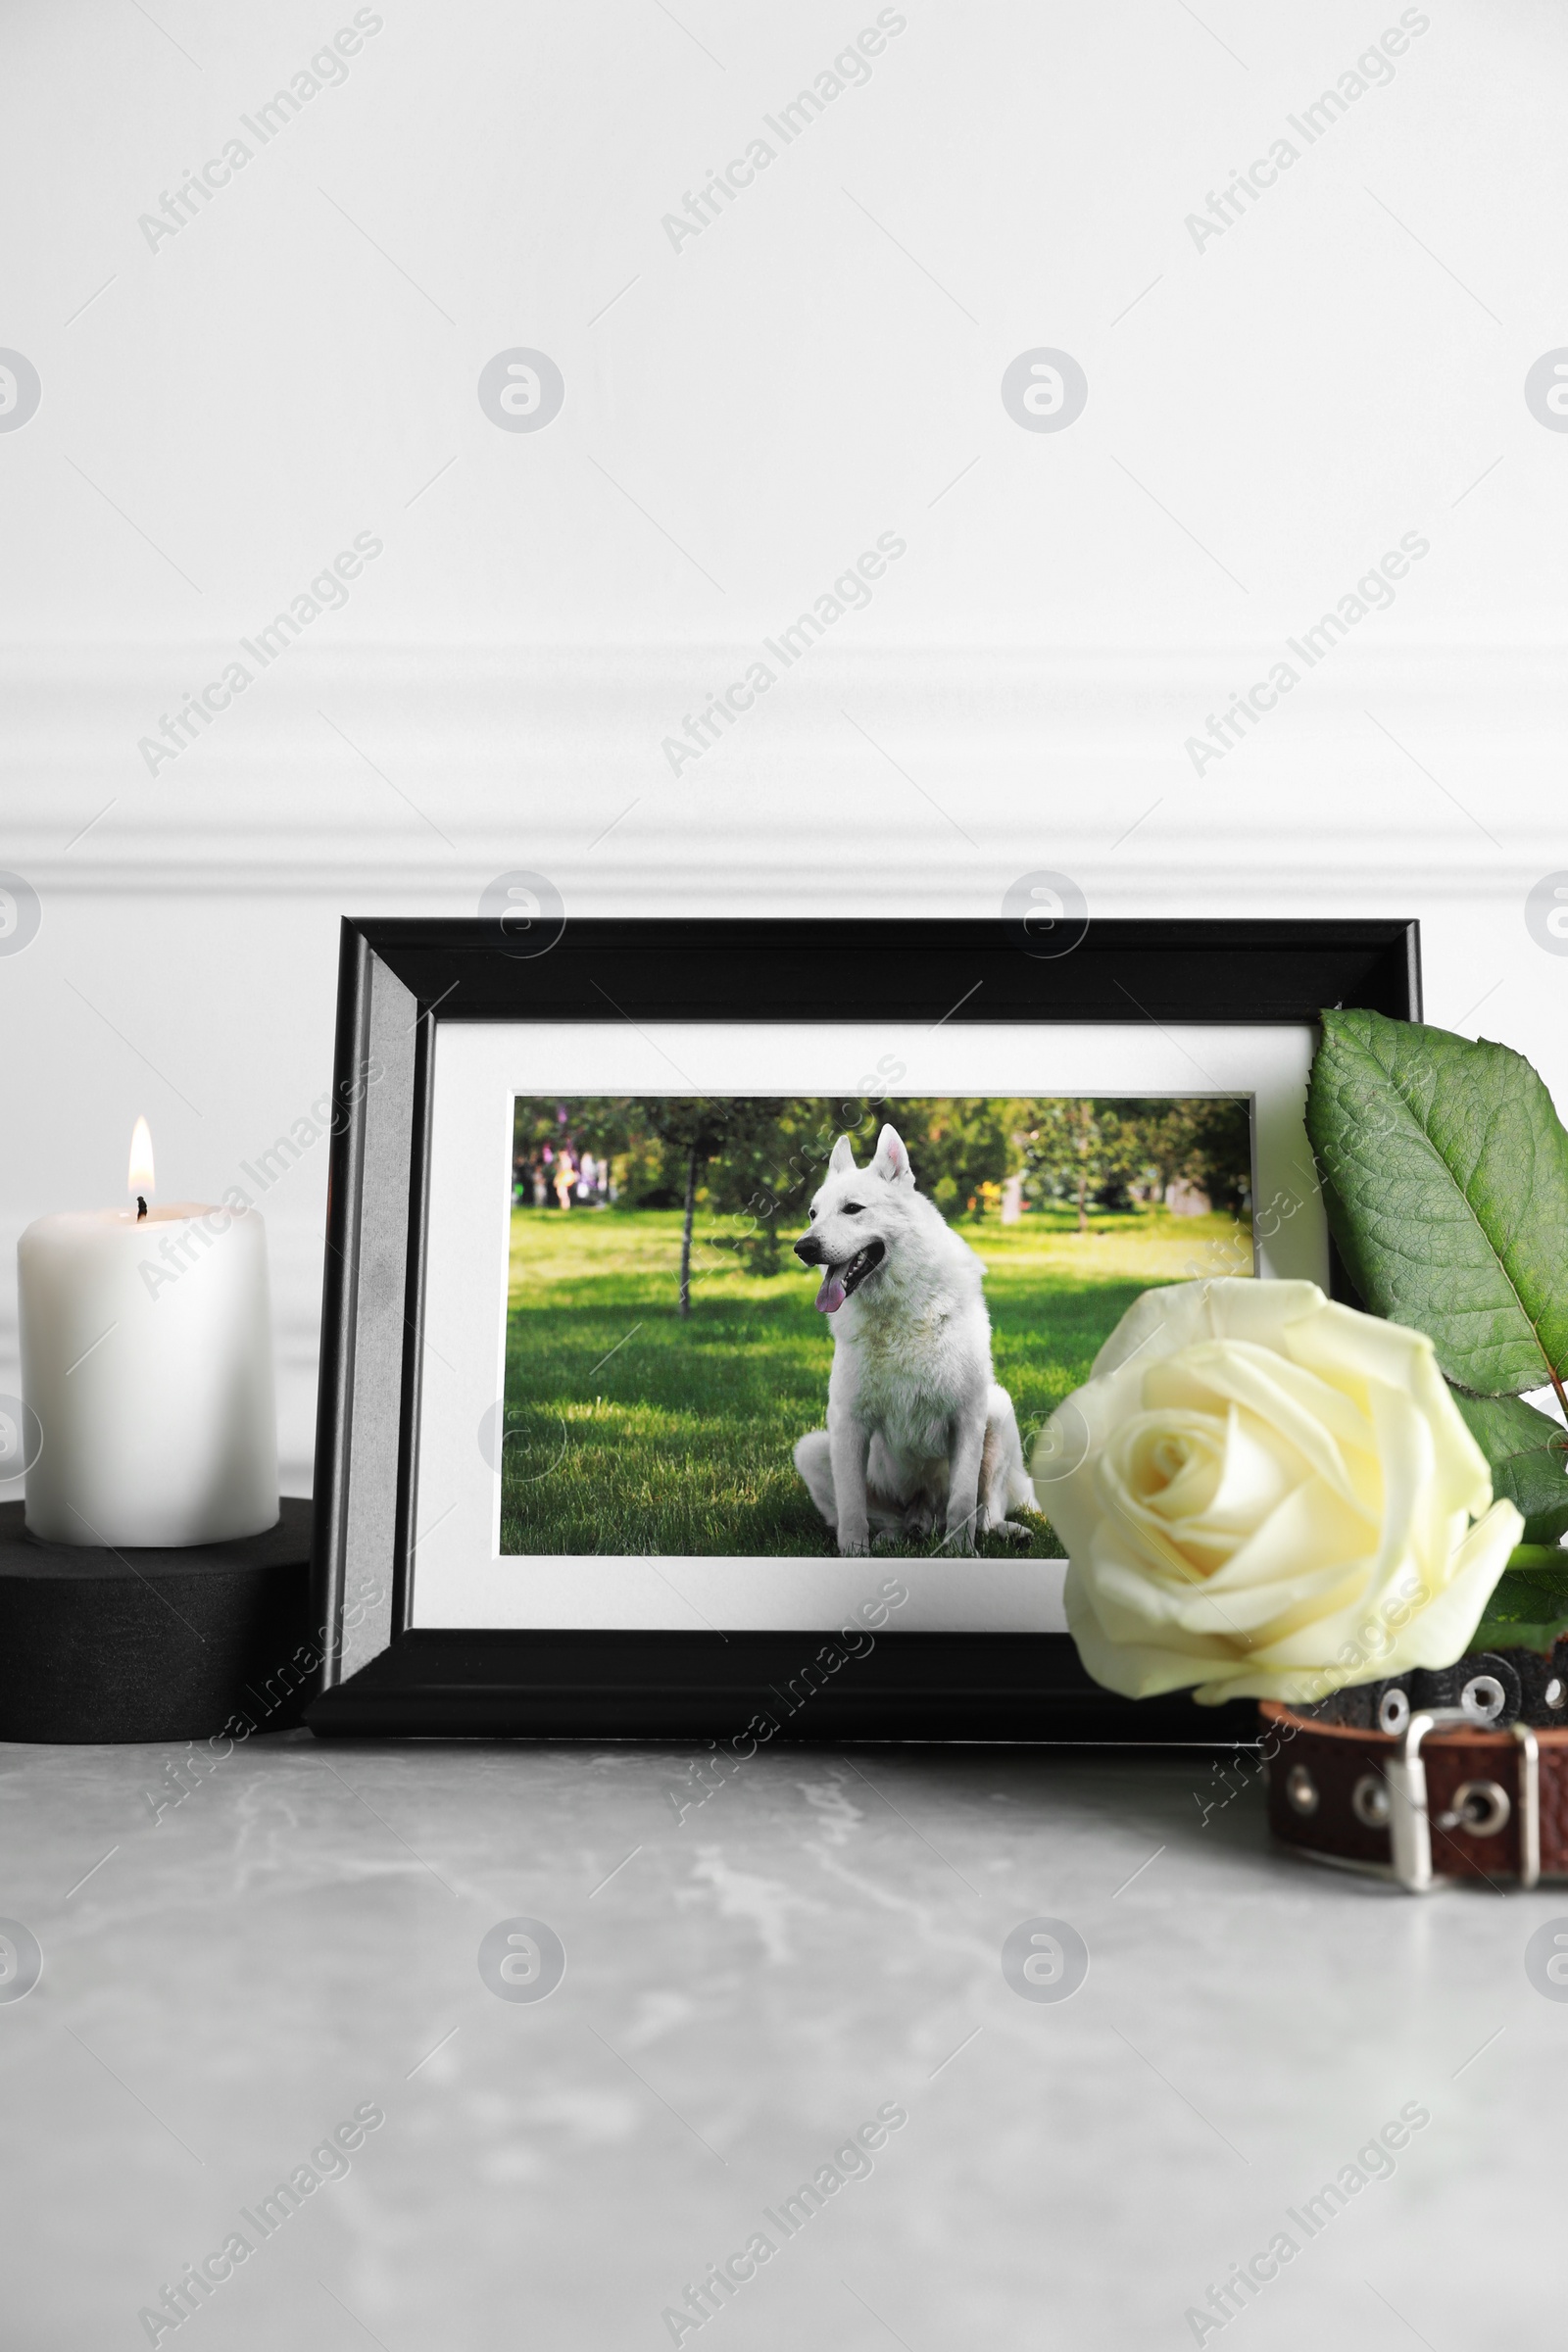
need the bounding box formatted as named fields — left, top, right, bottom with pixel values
left=17, top=1122, right=278, bottom=1547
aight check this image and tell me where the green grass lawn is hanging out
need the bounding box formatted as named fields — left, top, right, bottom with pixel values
left=499, top=1204, right=1250, bottom=1558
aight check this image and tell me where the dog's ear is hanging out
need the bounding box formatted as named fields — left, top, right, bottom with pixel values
left=870, top=1124, right=915, bottom=1188
left=828, top=1134, right=857, bottom=1176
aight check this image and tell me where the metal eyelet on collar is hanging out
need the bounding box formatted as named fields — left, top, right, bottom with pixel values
left=1460, top=1674, right=1506, bottom=1724
left=1352, top=1773, right=1392, bottom=1828
left=1440, top=1781, right=1512, bottom=1838
left=1378, top=1688, right=1410, bottom=1736
left=1285, top=1764, right=1318, bottom=1815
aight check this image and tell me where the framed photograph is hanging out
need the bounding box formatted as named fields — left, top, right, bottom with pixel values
left=306, top=916, right=1421, bottom=1741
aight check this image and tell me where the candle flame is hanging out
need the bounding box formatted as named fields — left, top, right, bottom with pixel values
left=127, top=1116, right=155, bottom=1198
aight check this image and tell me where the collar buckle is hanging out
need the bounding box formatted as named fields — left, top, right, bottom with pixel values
left=1387, top=1710, right=1541, bottom=1892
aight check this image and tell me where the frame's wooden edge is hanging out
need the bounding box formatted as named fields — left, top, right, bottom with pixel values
left=310, top=918, right=370, bottom=1689
left=303, top=1631, right=1262, bottom=1745
left=389, top=1005, right=437, bottom=1641
left=352, top=914, right=1420, bottom=950
left=340, top=915, right=1424, bottom=1029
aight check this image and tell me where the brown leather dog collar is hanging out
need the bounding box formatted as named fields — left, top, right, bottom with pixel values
left=1261, top=1700, right=1565, bottom=1891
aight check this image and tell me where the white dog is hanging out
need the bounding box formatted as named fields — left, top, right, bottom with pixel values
left=792, top=1124, right=1038, bottom=1556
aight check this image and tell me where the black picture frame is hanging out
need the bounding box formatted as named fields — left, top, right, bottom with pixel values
left=305, top=915, right=1421, bottom=1743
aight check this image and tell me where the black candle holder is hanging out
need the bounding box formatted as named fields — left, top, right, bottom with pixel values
left=0, top=1498, right=313, bottom=1742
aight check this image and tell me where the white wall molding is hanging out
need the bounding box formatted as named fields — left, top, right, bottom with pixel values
left=5, top=640, right=1564, bottom=905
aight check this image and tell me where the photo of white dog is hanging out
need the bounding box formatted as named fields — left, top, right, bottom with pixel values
left=792, top=1124, right=1040, bottom=1556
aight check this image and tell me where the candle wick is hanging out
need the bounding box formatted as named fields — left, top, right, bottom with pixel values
left=136, top=1196, right=148, bottom=1222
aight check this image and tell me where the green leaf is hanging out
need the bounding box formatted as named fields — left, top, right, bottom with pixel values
left=1472, top=1561, right=1568, bottom=1657
left=1451, top=1390, right=1568, bottom=1544
left=1306, top=1008, right=1568, bottom=1396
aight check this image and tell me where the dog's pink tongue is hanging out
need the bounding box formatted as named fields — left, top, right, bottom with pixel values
left=815, top=1264, right=847, bottom=1314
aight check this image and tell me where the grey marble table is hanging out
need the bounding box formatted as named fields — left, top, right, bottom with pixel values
left=0, top=1730, right=1558, bottom=2350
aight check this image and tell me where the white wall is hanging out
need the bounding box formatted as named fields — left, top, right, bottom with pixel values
left=3, top=0, right=1565, bottom=1493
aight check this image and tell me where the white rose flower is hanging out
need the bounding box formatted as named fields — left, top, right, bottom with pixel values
left=1035, top=1278, right=1524, bottom=1706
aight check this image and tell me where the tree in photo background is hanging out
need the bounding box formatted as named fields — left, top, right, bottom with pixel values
left=1017, top=1097, right=1250, bottom=1226
left=626, top=1097, right=774, bottom=1318
left=890, top=1097, right=1022, bottom=1220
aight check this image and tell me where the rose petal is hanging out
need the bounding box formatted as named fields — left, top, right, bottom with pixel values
left=1284, top=1301, right=1493, bottom=1520
left=1148, top=1344, right=1376, bottom=1512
